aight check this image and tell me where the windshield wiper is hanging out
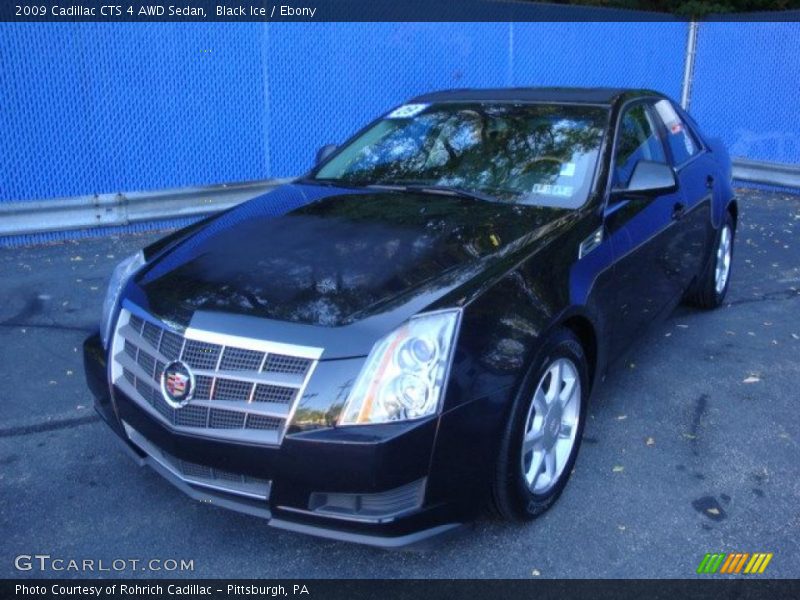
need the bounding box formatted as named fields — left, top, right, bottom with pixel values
left=301, top=177, right=374, bottom=188
left=306, top=178, right=505, bottom=203
left=367, top=182, right=499, bottom=203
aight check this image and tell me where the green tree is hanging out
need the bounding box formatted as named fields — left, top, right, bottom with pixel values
left=544, top=0, right=800, bottom=17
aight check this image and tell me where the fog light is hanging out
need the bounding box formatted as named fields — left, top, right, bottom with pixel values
left=308, top=478, right=426, bottom=523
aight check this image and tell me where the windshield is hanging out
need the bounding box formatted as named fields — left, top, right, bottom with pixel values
left=314, top=102, right=608, bottom=208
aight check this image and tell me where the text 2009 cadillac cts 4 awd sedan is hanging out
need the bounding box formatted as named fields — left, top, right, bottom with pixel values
left=84, top=87, right=737, bottom=548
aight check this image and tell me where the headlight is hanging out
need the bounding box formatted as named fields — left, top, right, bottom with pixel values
left=100, top=251, right=145, bottom=349
left=339, top=309, right=461, bottom=425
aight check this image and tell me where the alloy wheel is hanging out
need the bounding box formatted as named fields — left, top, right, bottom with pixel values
left=714, top=224, right=732, bottom=294
left=520, top=357, right=581, bottom=495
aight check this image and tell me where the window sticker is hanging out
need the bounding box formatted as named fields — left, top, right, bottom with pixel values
left=531, top=183, right=574, bottom=197
left=654, top=99, right=683, bottom=135
left=386, top=104, right=429, bottom=119
left=559, top=162, right=576, bottom=177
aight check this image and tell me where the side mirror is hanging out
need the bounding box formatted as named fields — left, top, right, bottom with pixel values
left=613, top=160, right=677, bottom=196
left=315, top=144, right=338, bottom=165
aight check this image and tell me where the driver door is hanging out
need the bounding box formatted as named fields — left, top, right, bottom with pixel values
left=605, top=101, right=686, bottom=358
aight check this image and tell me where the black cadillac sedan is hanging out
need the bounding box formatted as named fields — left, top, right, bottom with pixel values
left=84, top=87, right=737, bottom=548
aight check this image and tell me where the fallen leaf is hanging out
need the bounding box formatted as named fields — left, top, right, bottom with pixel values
left=743, top=376, right=760, bottom=384
left=613, top=466, right=624, bottom=473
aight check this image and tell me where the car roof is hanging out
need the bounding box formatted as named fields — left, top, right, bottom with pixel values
left=409, top=87, right=664, bottom=106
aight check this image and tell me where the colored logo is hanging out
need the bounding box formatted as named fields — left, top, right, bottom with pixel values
left=697, top=553, right=773, bottom=575
left=161, top=361, right=195, bottom=408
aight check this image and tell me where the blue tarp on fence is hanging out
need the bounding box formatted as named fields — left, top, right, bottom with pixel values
left=0, top=20, right=797, bottom=206
left=690, top=22, right=800, bottom=166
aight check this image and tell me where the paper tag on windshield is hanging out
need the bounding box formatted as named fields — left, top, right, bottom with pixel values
left=654, top=99, right=682, bottom=134
left=559, top=162, right=576, bottom=177
left=532, top=183, right=574, bottom=197
left=386, top=104, right=429, bottom=119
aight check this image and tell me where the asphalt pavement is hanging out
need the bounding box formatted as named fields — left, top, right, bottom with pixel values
left=1, top=188, right=798, bottom=578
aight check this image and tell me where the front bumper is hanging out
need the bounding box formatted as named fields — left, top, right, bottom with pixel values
left=84, top=332, right=466, bottom=548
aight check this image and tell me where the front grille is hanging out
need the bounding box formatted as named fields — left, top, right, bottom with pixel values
left=214, top=378, right=253, bottom=402
left=174, top=404, right=208, bottom=428
left=263, top=353, right=311, bottom=375
left=194, top=376, right=213, bottom=400
left=159, top=330, right=183, bottom=360
left=246, top=414, right=283, bottom=431
left=182, top=340, right=222, bottom=370
left=220, top=347, right=263, bottom=371
left=111, top=305, right=321, bottom=446
left=142, top=321, right=162, bottom=349
left=253, top=384, right=295, bottom=404
left=209, top=408, right=246, bottom=429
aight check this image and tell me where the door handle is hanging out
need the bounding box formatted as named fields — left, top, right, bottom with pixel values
left=706, top=175, right=715, bottom=189
left=672, top=202, right=686, bottom=220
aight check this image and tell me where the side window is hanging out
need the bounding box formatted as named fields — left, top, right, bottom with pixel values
left=653, top=99, right=700, bottom=166
left=613, top=104, right=667, bottom=188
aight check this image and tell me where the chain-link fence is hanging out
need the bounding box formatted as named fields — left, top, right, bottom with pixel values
left=0, top=19, right=797, bottom=240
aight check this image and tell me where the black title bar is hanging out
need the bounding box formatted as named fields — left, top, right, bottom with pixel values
left=3, top=0, right=800, bottom=22
left=4, top=579, right=800, bottom=600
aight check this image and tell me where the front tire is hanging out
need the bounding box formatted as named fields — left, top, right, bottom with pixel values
left=688, top=211, right=735, bottom=309
left=491, top=329, right=589, bottom=520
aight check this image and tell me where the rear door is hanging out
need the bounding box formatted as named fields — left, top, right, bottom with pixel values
left=604, top=100, right=686, bottom=358
left=653, top=99, right=715, bottom=290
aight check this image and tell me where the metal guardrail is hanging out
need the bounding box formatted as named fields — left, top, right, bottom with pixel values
left=0, top=161, right=797, bottom=239
left=0, top=178, right=292, bottom=237
left=732, top=158, right=800, bottom=189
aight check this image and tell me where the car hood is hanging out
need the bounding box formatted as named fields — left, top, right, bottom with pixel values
left=130, top=183, right=568, bottom=355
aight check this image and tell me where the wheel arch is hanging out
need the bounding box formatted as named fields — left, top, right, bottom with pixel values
left=536, top=306, right=601, bottom=393
left=560, top=313, right=598, bottom=390
left=726, top=197, right=739, bottom=228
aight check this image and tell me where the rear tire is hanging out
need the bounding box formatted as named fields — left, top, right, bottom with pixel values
left=688, top=212, right=735, bottom=309
left=491, top=329, right=589, bottom=520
